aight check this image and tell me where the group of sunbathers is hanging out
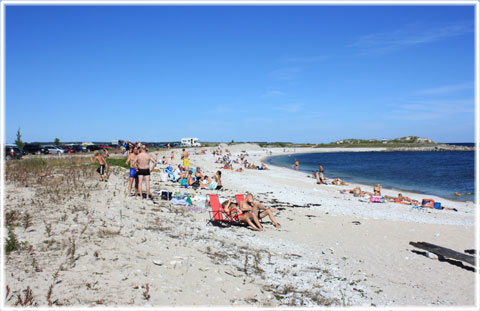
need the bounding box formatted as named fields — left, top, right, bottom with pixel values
left=182, top=167, right=223, bottom=190
left=341, top=184, right=422, bottom=206
left=217, top=193, right=280, bottom=231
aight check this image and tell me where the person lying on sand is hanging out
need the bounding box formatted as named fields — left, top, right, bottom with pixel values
left=384, top=193, right=419, bottom=205
left=342, top=187, right=372, bottom=197
left=332, top=178, right=348, bottom=186
left=222, top=200, right=263, bottom=231
left=238, top=193, right=280, bottom=229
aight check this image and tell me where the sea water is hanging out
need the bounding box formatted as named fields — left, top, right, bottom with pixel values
left=265, top=151, right=475, bottom=202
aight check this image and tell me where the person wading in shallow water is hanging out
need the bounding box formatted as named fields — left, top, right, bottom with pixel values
left=132, top=145, right=156, bottom=200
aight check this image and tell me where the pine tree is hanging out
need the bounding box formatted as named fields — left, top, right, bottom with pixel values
left=15, top=127, right=24, bottom=149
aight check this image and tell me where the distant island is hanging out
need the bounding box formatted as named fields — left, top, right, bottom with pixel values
left=212, top=136, right=474, bottom=151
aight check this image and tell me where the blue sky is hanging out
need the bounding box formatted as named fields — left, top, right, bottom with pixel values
left=5, top=4, right=475, bottom=143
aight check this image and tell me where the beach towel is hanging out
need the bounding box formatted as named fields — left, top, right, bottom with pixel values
left=370, top=195, right=383, bottom=203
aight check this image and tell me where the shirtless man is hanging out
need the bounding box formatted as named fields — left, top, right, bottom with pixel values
left=91, top=151, right=108, bottom=182
left=132, top=145, right=157, bottom=200
left=182, top=148, right=190, bottom=170
left=125, top=146, right=139, bottom=197
left=239, top=193, right=280, bottom=229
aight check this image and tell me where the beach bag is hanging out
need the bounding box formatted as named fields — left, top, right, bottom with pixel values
left=160, top=172, right=168, bottom=182
left=161, top=191, right=168, bottom=200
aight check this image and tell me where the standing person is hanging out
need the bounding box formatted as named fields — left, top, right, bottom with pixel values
left=170, top=151, right=174, bottom=162
left=167, top=143, right=170, bottom=149
left=182, top=148, right=190, bottom=170
left=214, top=170, right=223, bottom=190
left=125, top=146, right=139, bottom=197
left=91, top=151, right=108, bottom=182
left=316, top=164, right=326, bottom=184
left=132, top=145, right=157, bottom=200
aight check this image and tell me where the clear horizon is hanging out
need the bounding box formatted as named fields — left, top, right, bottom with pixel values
left=5, top=4, right=476, bottom=144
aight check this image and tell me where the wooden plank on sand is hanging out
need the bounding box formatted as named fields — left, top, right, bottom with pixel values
left=409, top=241, right=476, bottom=266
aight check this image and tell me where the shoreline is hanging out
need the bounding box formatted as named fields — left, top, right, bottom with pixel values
left=262, top=152, right=475, bottom=204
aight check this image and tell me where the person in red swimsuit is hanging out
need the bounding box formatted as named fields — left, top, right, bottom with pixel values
left=221, top=200, right=263, bottom=231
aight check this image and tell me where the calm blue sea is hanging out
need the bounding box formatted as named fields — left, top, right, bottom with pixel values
left=265, top=151, right=475, bottom=202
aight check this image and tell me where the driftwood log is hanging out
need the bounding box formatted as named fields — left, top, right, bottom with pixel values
left=409, top=241, right=476, bottom=266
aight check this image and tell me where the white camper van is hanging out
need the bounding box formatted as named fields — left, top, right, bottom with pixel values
left=181, top=138, right=201, bottom=147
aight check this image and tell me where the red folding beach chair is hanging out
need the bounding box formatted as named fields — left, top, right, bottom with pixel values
left=208, top=194, right=226, bottom=222
left=235, top=194, right=245, bottom=206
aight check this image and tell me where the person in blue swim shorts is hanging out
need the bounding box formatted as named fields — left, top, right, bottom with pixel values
left=125, top=146, right=139, bottom=197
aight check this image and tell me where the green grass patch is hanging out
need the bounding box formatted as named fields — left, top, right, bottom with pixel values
left=106, top=158, right=128, bottom=169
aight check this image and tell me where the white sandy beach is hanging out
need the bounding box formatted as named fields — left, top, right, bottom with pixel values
left=3, top=145, right=477, bottom=308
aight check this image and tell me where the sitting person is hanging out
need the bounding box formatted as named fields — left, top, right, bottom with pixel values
left=373, top=184, right=382, bottom=196
left=161, top=156, right=168, bottom=165
left=238, top=193, right=280, bottom=229
left=200, top=175, right=212, bottom=188
left=195, top=167, right=204, bottom=180
left=260, top=161, right=268, bottom=170
left=222, top=200, right=263, bottom=231
left=186, top=170, right=196, bottom=186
